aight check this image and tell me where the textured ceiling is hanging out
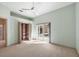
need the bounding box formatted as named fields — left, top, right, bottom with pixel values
left=1, top=2, right=74, bottom=18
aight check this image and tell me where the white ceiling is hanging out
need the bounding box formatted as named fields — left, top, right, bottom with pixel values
left=1, top=2, right=74, bottom=18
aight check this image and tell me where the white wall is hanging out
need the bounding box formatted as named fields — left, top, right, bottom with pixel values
left=0, top=4, right=10, bottom=18
left=0, top=3, right=20, bottom=46
left=76, top=3, right=79, bottom=54
left=0, top=3, right=12, bottom=46
left=7, top=15, right=33, bottom=46
left=33, top=3, right=76, bottom=48
left=0, top=3, right=33, bottom=46
left=12, top=16, right=33, bottom=24
left=7, top=16, right=19, bottom=46
left=11, top=16, right=33, bottom=41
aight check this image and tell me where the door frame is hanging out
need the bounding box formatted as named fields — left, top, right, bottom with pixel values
left=0, top=18, right=7, bottom=47
left=36, top=22, right=51, bottom=43
left=49, top=22, right=51, bottom=43
left=18, top=22, right=32, bottom=43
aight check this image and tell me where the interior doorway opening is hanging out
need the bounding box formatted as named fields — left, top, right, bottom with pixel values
left=0, top=18, right=7, bottom=48
left=21, top=23, right=29, bottom=41
left=36, top=22, right=51, bottom=43
left=19, top=22, right=32, bottom=43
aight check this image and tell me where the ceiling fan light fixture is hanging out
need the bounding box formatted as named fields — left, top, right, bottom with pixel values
left=31, top=7, right=34, bottom=10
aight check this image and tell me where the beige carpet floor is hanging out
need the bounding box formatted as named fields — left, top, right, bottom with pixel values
left=0, top=40, right=78, bottom=57
left=0, top=40, right=5, bottom=48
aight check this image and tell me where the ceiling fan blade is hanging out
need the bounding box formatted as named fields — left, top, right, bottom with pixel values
left=22, top=8, right=31, bottom=10
left=19, top=10, right=23, bottom=12
left=21, top=2, right=35, bottom=11
left=31, top=7, right=34, bottom=10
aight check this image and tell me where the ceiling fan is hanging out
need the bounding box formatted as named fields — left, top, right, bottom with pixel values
left=19, top=2, right=35, bottom=12
left=19, top=1, right=38, bottom=16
